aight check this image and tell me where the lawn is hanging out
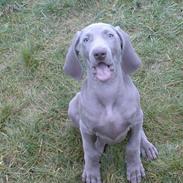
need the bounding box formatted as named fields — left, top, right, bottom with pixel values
left=0, top=0, right=183, bottom=182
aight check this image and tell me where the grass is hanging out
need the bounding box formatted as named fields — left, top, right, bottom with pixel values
left=0, top=0, right=183, bottom=182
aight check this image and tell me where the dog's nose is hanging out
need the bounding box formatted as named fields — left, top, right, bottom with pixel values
left=93, top=48, right=107, bottom=60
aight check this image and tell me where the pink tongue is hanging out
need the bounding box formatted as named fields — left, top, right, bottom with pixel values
left=96, top=63, right=111, bottom=81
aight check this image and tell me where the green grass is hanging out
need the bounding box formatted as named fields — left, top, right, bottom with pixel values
left=0, top=0, right=183, bottom=182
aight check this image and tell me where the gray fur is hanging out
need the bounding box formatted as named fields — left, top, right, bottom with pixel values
left=64, top=23, right=158, bottom=183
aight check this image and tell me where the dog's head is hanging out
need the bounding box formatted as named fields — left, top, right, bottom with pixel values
left=64, top=23, right=141, bottom=81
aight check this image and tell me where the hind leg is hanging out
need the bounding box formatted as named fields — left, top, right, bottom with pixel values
left=95, top=137, right=106, bottom=155
left=68, top=92, right=80, bottom=128
left=140, top=129, right=158, bottom=160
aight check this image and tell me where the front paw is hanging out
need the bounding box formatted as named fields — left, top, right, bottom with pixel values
left=127, top=162, right=145, bottom=183
left=82, top=168, right=102, bottom=183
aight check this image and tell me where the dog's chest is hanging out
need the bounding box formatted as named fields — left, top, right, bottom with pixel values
left=95, top=105, right=132, bottom=142
left=81, top=102, right=135, bottom=143
left=80, top=80, right=139, bottom=143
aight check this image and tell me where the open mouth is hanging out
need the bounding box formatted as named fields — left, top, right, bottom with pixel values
left=93, top=62, right=114, bottom=81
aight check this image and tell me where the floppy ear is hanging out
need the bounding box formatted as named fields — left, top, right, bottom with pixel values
left=63, top=31, right=82, bottom=80
left=115, top=26, right=141, bottom=74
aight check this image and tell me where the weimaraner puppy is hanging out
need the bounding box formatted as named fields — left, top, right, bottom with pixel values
left=64, top=23, right=158, bottom=183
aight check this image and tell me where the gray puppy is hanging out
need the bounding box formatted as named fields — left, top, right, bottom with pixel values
left=64, top=23, right=158, bottom=183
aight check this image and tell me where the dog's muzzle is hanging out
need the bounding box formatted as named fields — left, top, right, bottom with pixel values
left=93, top=62, right=114, bottom=81
left=90, top=47, right=114, bottom=81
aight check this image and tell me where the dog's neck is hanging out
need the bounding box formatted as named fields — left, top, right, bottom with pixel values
left=82, top=64, right=128, bottom=106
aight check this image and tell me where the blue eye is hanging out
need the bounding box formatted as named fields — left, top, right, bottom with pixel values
left=83, top=37, right=89, bottom=43
left=108, top=33, right=114, bottom=38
